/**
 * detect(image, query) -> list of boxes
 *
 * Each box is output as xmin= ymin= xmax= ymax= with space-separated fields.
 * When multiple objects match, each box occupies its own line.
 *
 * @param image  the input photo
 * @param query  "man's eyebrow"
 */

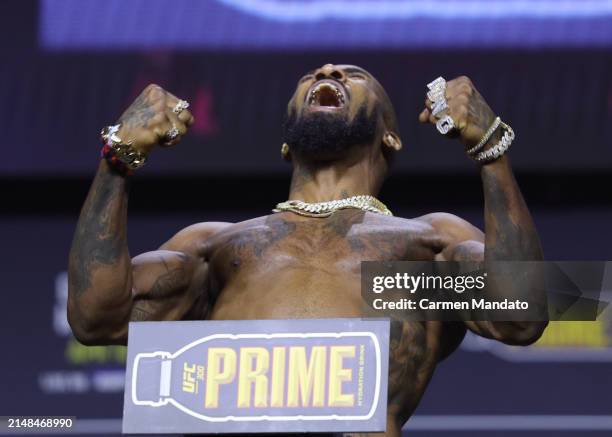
xmin=298 ymin=70 xmax=316 ymax=82
xmin=343 ymin=67 xmax=370 ymax=76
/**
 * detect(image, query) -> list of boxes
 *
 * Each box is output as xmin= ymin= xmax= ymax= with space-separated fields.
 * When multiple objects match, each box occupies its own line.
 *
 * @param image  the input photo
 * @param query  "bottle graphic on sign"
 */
xmin=130 ymin=332 xmax=382 ymax=422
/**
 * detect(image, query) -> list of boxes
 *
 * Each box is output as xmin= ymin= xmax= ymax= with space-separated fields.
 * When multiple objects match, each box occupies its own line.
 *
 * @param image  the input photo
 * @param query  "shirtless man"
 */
xmin=68 ymin=64 xmax=547 ymax=436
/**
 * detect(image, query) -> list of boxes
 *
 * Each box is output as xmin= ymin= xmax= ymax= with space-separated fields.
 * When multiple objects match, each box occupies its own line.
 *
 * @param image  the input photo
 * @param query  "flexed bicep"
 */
xmin=130 ymin=250 xmax=209 ymax=320
xmin=100 ymin=249 xmax=210 ymax=345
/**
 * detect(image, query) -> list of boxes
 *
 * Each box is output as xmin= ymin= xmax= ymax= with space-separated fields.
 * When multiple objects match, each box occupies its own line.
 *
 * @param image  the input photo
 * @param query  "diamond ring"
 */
xmin=427 ymin=88 xmax=445 ymax=103
xmin=172 ymin=100 xmax=190 ymax=114
xmin=427 ymin=76 xmax=449 ymax=118
xmin=427 ymin=77 xmax=446 ymax=91
xmin=165 ymin=126 xmax=180 ymax=141
xmin=432 ymin=99 xmax=449 ymax=117
xmin=436 ymin=115 xmax=455 ymax=135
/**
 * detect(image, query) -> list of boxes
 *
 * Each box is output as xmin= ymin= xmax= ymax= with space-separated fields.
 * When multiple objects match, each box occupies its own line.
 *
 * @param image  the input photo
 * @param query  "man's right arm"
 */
xmin=67 ymin=84 xmax=205 ymax=346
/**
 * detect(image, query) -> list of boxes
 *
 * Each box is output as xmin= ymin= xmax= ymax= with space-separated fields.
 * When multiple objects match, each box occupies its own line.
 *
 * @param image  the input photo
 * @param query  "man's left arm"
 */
xmin=419 ymin=76 xmax=548 ymax=346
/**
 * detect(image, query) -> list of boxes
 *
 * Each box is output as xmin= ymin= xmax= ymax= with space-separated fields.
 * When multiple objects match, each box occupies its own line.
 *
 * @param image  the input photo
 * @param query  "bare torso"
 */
xmin=182 ymin=210 xmax=466 ymax=434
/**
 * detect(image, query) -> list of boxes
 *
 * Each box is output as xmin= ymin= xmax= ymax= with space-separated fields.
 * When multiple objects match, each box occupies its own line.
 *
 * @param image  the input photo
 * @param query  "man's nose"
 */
xmin=314 ymin=64 xmax=346 ymax=82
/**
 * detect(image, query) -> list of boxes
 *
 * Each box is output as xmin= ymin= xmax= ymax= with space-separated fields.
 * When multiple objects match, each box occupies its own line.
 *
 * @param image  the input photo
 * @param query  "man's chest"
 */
xmin=206 ymin=213 xmax=441 ymax=273
xmin=198 ymin=214 xmax=442 ymax=316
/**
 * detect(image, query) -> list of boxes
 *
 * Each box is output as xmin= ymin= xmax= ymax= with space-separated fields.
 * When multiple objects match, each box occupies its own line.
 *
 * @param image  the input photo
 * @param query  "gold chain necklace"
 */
xmin=273 ymin=195 xmax=393 ymax=218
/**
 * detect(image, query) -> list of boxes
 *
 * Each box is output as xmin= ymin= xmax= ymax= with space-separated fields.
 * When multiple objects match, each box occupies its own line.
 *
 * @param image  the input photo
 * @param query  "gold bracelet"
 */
xmin=100 ymin=124 xmax=147 ymax=170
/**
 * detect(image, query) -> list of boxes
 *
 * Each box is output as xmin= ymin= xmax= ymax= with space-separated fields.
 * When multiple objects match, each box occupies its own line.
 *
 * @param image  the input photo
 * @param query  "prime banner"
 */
xmin=123 ymin=318 xmax=390 ymax=434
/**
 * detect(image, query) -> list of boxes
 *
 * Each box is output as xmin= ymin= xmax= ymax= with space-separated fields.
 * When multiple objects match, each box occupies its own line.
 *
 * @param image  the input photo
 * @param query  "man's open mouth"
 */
xmin=307 ymin=80 xmax=346 ymax=108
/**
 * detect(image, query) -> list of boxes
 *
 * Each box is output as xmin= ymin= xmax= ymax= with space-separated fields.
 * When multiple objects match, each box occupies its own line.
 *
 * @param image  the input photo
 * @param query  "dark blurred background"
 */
xmin=1 ymin=0 xmax=611 ymax=435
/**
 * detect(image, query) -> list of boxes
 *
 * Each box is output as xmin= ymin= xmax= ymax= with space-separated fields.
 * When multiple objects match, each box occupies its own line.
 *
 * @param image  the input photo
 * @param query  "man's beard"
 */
xmin=281 ymin=106 xmax=379 ymax=161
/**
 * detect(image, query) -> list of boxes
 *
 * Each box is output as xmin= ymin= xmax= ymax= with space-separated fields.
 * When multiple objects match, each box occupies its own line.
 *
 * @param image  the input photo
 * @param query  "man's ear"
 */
xmin=382 ymin=131 xmax=402 ymax=152
xmin=281 ymin=143 xmax=292 ymax=162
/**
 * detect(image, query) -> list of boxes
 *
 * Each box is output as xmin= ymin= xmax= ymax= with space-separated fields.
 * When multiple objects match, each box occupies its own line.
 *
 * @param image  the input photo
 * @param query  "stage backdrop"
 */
xmin=2 ymin=0 xmax=611 ymax=434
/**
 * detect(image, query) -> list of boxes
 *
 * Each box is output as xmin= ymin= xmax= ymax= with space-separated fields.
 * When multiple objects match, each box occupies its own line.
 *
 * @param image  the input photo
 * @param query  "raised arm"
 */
xmin=67 ymin=84 xmax=211 ymax=345
xmin=419 ymin=76 xmax=547 ymax=345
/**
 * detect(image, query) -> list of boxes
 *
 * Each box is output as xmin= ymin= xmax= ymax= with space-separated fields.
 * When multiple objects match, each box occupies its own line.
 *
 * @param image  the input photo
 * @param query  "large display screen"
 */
xmin=0 ymin=1 xmax=609 ymax=176
xmin=41 ymin=0 xmax=612 ymax=50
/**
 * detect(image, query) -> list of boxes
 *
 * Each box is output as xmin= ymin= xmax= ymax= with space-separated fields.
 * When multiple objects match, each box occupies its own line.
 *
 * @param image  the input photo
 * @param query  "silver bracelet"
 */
xmin=466 ymin=116 xmax=501 ymax=156
xmin=474 ymin=122 xmax=515 ymax=164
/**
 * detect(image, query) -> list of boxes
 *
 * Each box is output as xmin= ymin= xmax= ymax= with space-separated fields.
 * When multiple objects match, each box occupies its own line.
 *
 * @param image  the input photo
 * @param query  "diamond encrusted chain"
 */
xmin=273 ymin=195 xmax=393 ymax=218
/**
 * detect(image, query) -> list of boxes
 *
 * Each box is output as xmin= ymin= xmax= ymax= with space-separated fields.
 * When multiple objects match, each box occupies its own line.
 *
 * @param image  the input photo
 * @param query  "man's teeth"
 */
xmin=309 ymin=83 xmax=345 ymax=105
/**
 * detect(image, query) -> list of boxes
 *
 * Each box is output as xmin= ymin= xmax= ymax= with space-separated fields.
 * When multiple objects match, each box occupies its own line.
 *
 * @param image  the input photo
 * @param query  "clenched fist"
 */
xmin=418 ymin=76 xmax=498 ymax=150
xmin=116 ymin=84 xmax=194 ymax=155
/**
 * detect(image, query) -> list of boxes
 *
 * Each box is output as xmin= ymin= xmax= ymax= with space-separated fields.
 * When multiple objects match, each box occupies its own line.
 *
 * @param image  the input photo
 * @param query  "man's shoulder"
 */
xmin=160 ymin=221 xmax=234 ymax=253
xmin=161 ymin=215 xmax=276 ymax=251
xmin=362 ymin=211 xmax=466 ymax=234
xmin=414 ymin=212 xmax=484 ymax=242
xmin=416 ymin=212 xmax=472 ymax=227
xmin=172 ymin=221 xmax=234 ymax=239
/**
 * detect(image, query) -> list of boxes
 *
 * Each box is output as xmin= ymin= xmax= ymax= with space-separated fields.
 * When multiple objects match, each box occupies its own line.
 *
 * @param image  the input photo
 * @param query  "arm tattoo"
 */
xmin=131 ymin=304 xmax=154 ymax=321
xmin=387 ymin=320 xmax=427 ymax=421
xmin=468 ymin=89 xmax=496 ymax=133
xmin=478 ymin=160 xmax=547 ymax=337
xmin=142 ymin=254 xmax=191 ymax=300
xmin=68 ymin=164 xmax=130 ymax=297
xmin=482 ymin=167 xmax=542 ymax=261
xmin=118 ymin=93 xmax=156 ymax=130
